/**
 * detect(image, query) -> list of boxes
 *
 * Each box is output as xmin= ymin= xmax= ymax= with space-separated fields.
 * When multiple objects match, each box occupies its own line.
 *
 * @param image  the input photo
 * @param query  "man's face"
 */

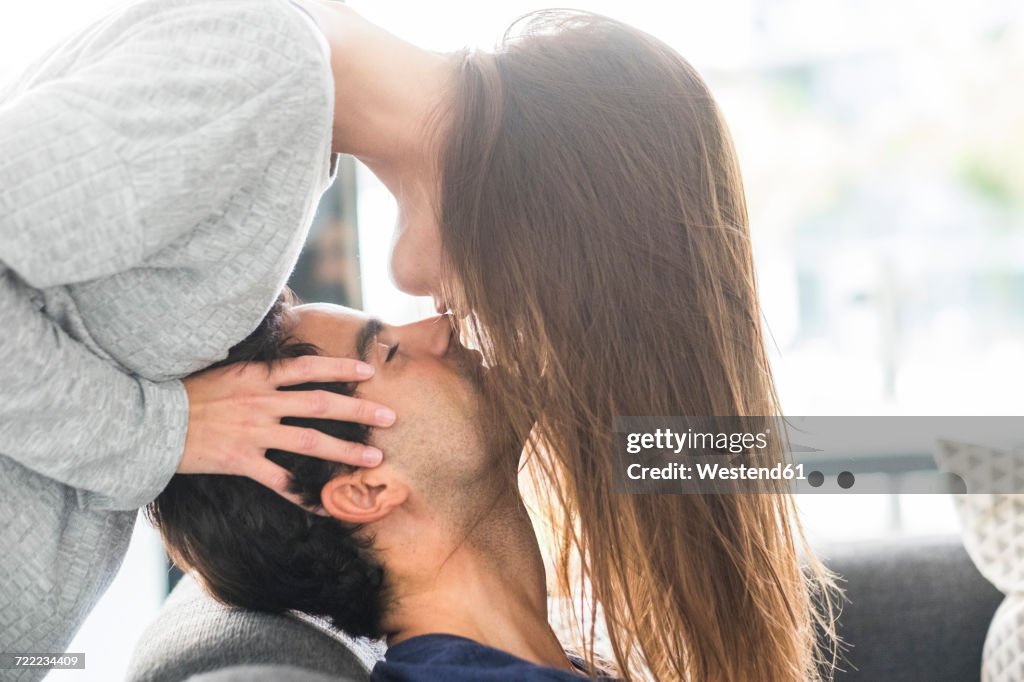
xmin=288 ymin=304 xmax=489 ymax=495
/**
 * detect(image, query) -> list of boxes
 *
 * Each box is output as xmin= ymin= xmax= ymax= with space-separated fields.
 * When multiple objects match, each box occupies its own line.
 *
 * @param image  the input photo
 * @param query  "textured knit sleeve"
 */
xmin=0 ymin=272 xmax=190 ymax=510
xmin=0 ymin=0 xmax=333 ymax=286
xmin=0 ymin=0 xmax=334 ymax=509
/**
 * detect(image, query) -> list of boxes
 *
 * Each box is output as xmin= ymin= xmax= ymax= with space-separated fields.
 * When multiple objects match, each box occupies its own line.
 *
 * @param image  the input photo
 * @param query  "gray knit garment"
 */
xmin=0 ymin=0 xmax=335 ymax=678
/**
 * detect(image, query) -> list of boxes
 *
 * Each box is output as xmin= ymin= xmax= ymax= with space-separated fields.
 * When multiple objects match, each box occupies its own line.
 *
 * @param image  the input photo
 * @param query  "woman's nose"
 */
xmin=396 ymin=314 xmax=453 ymax=357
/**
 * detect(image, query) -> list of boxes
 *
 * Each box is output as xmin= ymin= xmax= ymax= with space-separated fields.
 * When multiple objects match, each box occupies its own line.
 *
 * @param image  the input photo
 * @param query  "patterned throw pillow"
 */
xmin=934 ymin=440 xmax=1024 ymax=682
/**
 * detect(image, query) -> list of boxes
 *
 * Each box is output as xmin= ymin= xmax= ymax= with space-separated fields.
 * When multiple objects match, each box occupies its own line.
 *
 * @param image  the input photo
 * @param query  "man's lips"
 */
xmin=444 ymin=329 xmax=478 ymax=365
xmin=444 ymin=329 xmax=487 ymax=384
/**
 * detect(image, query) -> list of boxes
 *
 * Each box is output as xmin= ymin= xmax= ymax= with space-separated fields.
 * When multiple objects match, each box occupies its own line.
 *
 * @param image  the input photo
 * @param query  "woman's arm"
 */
xmin=0 ymin=0 xmax=390 ymax=510
xmin=0 ymin=0 xmax=335 ymax=287
xmin=0 ymin=271 xmax=189 ymax=509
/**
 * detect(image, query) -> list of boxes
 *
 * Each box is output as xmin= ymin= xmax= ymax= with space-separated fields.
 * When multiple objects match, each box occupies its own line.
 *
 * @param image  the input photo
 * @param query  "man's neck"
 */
xmin=381 ymin=503 xmax=574 ymax=672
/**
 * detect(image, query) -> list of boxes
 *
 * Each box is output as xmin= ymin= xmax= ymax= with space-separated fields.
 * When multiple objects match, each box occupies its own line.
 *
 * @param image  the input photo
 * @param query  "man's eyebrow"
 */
xmin=355 ymin=318 xmax=384 ymax=363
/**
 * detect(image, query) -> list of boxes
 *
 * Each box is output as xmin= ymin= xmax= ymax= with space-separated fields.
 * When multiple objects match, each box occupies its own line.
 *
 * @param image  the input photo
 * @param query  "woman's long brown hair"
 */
xmin=436 ymin=11 xmax=839 ymax=681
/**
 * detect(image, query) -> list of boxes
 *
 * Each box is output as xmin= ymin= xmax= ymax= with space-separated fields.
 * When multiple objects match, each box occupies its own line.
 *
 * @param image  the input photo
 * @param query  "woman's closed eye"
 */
xmin=385 ymin=342 xmax=400 ymax=363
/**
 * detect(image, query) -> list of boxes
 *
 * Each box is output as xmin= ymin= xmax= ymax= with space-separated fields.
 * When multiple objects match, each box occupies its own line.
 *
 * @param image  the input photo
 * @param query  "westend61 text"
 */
xmin=626 ymin=462 xmax=806 ymax=481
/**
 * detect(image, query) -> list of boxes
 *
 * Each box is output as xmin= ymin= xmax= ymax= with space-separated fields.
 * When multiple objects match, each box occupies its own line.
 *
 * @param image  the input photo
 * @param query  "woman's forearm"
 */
xmin=0 ymin=270 xmax=188 ymax=509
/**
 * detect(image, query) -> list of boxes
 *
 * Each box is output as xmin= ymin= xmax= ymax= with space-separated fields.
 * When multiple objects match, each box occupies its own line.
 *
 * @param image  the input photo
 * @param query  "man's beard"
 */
xmin=448 ymin=342 xmax=487 ymax=391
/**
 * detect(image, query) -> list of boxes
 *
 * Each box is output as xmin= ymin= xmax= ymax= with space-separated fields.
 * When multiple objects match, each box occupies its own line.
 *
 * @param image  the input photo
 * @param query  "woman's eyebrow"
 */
xmin=355 ymin=318 xmax=384 ymax=363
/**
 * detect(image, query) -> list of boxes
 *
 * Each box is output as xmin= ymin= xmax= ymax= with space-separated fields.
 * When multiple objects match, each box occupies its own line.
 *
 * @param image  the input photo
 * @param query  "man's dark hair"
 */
xmin=146 ymin=294 xmax=387 ymax=637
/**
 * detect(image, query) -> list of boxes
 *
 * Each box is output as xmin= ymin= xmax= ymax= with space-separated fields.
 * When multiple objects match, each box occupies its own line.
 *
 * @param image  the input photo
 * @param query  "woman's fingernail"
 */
xmin=356 ymin=362 xmax=374 ymax=377
xmin=363 ymin=447 xmax=384 ymax=466
xmin=375 ymin=408 xmax=397 ymax=426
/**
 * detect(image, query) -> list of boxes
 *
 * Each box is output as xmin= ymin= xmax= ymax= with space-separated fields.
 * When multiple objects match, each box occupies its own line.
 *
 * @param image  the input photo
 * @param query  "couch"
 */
xmin=127 ymin=534 xmax=1003 ymax=681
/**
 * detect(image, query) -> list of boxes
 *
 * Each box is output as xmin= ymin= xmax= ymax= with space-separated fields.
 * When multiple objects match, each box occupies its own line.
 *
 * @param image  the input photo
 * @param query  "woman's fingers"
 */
xmin=264 ymin=423 xmax=384 ymax=467
xmin=270 ymin=389 xmax=396 ymax=427
xmin=180 ymin=353 xmax=392 ymax=510
xmin=267 ymin=354 xmax=375 ymax=387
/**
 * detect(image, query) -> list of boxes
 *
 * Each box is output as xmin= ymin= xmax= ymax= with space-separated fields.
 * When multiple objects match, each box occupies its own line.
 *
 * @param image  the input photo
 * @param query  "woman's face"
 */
xmin=388 ymin=173 xmax=445 ymax=310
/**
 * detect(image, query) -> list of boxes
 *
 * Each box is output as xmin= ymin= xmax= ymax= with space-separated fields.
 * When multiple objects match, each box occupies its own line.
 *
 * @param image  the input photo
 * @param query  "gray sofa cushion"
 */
xmin=131 ymin=535 xmax=1002 ymax=682
xmin=126 ymin=575 xmax=384 ymax=682
xmin=187 ymin=665 xmax=344 ymax=682
xmin=820 ymin=534 xmax=1004 ymax=682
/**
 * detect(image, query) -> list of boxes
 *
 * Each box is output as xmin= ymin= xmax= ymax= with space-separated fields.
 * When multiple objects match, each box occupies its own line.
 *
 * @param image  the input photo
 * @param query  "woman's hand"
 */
xmin=179 ymin=355 xmax=395 ymax=506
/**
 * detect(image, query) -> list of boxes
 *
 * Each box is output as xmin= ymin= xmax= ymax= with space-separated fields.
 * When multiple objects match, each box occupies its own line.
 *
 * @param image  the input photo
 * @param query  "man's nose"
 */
xmin=396 ymin=314 xmax=453 ymax=357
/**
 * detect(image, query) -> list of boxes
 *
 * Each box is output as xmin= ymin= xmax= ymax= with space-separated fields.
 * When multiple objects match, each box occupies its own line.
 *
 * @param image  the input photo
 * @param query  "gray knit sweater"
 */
xmin=0 ymin=0 xmax=335 ymax=677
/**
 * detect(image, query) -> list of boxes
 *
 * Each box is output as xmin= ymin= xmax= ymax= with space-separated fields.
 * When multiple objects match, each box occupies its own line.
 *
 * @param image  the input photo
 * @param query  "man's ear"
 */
xmin=321 ymin=467 xmax=409 ymax=524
